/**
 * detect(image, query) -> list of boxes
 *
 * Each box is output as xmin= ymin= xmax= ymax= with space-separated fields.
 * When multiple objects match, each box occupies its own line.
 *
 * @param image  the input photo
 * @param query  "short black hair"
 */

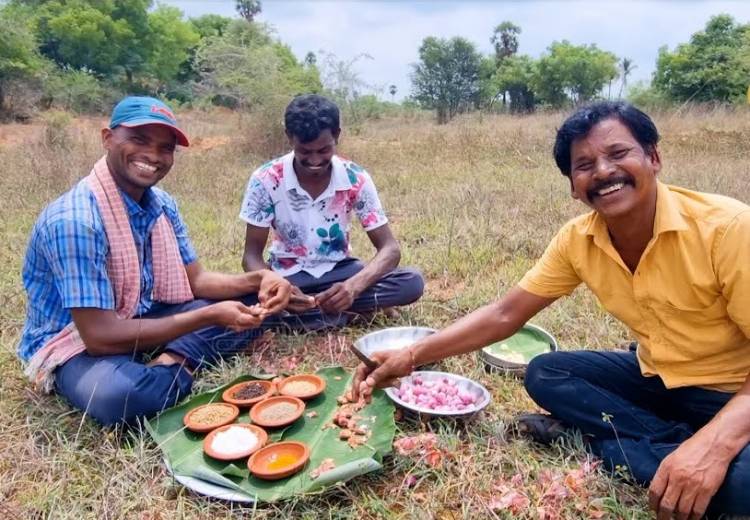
xmin=284 ymin=94 xmax=340 ymax=143
xmin=553 ymin=101 xmax=660 ymax=177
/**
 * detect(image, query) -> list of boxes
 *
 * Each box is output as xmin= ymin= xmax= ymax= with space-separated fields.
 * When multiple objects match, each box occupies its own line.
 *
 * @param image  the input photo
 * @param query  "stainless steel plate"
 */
xmin=354 ymin=326 xmax=437 ymax=359
xmin=384 ymin=371 xmax=491 ymax=418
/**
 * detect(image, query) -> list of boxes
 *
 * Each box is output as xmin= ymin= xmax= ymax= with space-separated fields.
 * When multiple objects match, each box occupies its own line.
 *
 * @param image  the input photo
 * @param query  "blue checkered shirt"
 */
xmin=18 ymin=179 xmax=198 ymax=362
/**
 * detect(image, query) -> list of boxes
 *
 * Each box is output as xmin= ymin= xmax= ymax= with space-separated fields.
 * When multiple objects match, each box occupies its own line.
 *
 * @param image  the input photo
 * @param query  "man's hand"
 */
xmin=286 ymin=286 xmax=317 ymax=313
xmin=351 ymin=348 xmax=414 ymax=402
xmin=648 ymin=429 xmax=731 ymax=520
xmin=315 ymin=281 xmax=358 ymax=313
xmin=211 ymin=301 xmax=267 ymax=331
xmin=257 ymin=270 xmax=292 ymax=314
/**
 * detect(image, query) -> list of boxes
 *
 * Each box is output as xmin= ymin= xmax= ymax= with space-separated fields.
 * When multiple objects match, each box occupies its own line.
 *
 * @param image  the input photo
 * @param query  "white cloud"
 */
xmin=166 ymin=0 xmax=750 ymax=99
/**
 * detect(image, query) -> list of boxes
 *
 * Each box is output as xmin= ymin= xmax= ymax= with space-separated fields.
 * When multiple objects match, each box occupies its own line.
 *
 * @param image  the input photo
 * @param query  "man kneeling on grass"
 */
xmin=352 ymin=101 xmax=750 ymax=518
xmin=240 ymin=94 xmax=424 ymax=331
xmin=19 ymin=96 xmax=291 ymax=426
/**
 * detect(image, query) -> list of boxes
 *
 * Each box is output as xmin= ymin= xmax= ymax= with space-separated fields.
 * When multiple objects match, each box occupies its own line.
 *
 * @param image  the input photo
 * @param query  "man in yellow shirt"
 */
xmin=352 ymin=101 xmax=750 ymax=519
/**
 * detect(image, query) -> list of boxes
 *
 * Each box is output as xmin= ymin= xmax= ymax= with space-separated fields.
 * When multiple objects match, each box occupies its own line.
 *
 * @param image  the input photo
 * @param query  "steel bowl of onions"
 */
xmin=384 ymin=371 xmax=491 ymax=418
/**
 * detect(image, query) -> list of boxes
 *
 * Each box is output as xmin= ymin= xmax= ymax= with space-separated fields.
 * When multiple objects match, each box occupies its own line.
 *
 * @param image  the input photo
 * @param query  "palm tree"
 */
xmin=236 ymin=0 xmax=261 ymax=22
xmin=388 ymin=84 xmax=397 ymax=101
xmin=618 ymin=58 xmax=636 ymax=99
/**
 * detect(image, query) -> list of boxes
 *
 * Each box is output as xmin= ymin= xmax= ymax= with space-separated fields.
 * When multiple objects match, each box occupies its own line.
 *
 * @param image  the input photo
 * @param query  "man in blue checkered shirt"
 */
xmin=19 ymin=97 xmax=291 ymax=425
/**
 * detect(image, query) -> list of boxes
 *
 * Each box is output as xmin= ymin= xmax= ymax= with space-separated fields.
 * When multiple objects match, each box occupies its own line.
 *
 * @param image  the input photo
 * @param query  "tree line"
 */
xmin=0 ymin=0 xmax=324 ymax=120
xmin=1 ymin=1 xmax=748 ymax=124
xmin=411 ymin=15 xmax=750 ymax=123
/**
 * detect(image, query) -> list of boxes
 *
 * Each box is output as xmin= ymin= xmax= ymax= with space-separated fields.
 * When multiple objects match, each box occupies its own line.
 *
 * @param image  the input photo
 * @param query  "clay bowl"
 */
xmin=277 ymin=374 xmax=326 ymax=400
xmin=203 ymin=423 xmax=268 ymax=461
xmin=222 ymin=380 xmax=276 ymax=407
xmin=248 ymin=441 xmax=310 ymax=480
xmin=183 ymin=402 xmax=239 ymax=433
xmin=249 ymin=396 xmax=305 ymax=428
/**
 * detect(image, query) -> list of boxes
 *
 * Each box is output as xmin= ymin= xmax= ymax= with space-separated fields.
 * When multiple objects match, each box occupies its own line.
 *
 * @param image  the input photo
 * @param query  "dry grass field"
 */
xmin=1 ymin=106 xmax=748 ymax=519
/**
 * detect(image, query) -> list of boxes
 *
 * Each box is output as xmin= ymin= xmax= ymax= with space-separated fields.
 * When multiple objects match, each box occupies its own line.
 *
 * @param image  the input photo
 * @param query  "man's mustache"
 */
xmin=587 ymin=176 xmax=634 ymax=200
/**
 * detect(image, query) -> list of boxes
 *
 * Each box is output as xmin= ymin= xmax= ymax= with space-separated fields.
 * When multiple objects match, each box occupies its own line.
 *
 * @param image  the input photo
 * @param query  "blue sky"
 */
xmin=165 ymin=1 xmax=750 ymax=100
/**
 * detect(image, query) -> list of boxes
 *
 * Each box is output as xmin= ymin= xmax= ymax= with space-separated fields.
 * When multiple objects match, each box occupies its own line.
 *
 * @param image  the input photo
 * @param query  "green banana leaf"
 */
xmin=146 ymin=366 xmax=395 ymax=502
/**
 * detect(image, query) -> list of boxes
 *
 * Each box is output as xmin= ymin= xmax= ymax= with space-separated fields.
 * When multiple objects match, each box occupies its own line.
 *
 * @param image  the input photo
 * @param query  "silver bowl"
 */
xmin=354 ymin=326 xmax=437 ymax=360
xmin=384 ymin=371 xmax=491 ymax=418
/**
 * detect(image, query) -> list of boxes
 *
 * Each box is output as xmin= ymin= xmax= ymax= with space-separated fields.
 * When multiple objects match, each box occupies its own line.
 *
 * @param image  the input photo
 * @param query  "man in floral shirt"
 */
xmin=240 ymin=94 xmax=424 ymax=329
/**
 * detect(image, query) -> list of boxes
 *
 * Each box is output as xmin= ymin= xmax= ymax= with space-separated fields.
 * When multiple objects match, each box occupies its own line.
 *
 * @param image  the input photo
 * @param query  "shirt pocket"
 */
xmin=650 ymin=295 xmax=731 ymax=360
xmin=652 ymin=293 xmax=727 ymax=326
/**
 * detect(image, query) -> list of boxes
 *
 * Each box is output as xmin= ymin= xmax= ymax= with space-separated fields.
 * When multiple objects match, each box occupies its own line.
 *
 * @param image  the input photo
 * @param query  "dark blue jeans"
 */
xmin=54 ymin=297 xmax=264 ymax=426
xmin=268 ymin=257 xmax=425 ymax=331
xmin=525 ymin=350 xmax=750 ymax=516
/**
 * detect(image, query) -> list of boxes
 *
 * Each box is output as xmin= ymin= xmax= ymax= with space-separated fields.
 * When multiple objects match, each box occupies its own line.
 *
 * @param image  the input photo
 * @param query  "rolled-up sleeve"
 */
xmin=518 ymin=223 xmax=581 ymax=298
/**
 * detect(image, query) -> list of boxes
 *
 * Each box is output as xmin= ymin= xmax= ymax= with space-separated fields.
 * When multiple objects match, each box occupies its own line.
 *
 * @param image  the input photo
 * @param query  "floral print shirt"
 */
xmin=239 ymin=152 xmax=388 ymax=278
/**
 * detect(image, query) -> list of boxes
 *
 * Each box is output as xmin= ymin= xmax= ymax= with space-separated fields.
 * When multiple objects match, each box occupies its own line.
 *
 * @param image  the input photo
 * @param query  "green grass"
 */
xmin=1 ymin=106 xmax=748 ymax=518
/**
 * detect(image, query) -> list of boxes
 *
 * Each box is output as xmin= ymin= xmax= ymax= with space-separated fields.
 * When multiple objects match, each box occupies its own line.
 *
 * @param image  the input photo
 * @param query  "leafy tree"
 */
xmin=34 ymin=0 xmax=153 ymax=84
xmin=236 ymin=0 xmax=261 ymax=22
xmin=194 ymin=20 xmax=320 ymax=109
xmin=0 ymin=2 xmax=47 ymax=115
xmin=491 ymin=21 xmax=521 ymax=63
xmin=223 ymin=17 xmax=274 ymax=47
xmin=146 ymin=5 xmax=199 ymax=86
xmin=388 ymin=84 xmax=397 ymax=100
xmin=190 ymin=14 xmax=232 ymax=39
xmin=491 ymin=54 xmax=536 ymax=112
xmin=534 ymin=40 xmax=618 ymax=107
xmin=273 ymin=42 xmax=322 ymax=94
xmin=654 ymin=14 xmax=750 ymax=103
xmin=484 ymin=22 xmax=523 ymax=108
xmin=411 ymin=36 xmax=482 ymax=123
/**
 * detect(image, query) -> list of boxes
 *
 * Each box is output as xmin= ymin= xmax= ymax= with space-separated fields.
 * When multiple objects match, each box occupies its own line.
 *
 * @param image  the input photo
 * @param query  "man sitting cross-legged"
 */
xmin=19 ymin=96 xmax=291 ymax=426
xmin=352 ymin=102 xmax=750 ymax=519
xmin=240 ymin=94 xmax=424 ymax=330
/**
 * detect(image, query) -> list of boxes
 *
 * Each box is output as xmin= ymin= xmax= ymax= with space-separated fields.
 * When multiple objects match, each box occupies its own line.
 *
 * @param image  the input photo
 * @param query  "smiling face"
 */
xmin=569 ymin=117 xmax=661 ymax=220
xmin=101 ymin=124 xmax=177 ymax=201
xmin=288 ymin=128 xmax=339 ymax=180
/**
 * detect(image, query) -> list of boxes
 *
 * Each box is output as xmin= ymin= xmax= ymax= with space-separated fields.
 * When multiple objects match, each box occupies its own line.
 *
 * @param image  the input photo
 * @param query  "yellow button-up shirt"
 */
xmin=519 ymin=182 xmax=750 ymax=391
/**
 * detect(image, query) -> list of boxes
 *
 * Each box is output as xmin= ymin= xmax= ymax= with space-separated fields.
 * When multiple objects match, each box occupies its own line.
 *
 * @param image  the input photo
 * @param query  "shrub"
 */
xmin=43 ymin=69 xmax=115 ymax=114
xmin=626 ymin=81 xmax=673 ymax=111
xmin=41 ymin=109 xmax=73 ymax=148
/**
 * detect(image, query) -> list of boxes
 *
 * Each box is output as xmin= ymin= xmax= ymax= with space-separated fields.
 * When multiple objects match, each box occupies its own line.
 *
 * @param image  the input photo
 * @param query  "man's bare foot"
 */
xmin=147 ymin=352 xmax=194 ymax=375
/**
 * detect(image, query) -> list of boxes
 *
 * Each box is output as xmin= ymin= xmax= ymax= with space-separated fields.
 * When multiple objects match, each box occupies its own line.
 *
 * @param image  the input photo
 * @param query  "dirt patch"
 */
xmin=0 ymin=122 xmax=43 ymax=148
xmin=426 ymin=277 xmax=467 ymax=302
xmin=187 ymin=135 xmax=233 ymax=151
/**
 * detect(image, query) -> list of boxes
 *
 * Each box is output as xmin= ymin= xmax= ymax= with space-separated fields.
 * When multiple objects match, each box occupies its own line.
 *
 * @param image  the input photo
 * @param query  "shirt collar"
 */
xmin=584 ymin=180 xmax=689 ymax=239
xmin=120 ymin=187 xmax=163 ymax=221
xmin=282 ymin=152 xmax=352 ymax=198
xmin=652 ymin=180 xmax=690 ymax=235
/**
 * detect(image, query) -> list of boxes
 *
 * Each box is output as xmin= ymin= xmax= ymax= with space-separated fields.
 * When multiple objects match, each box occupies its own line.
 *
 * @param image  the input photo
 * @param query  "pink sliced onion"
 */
xmin=395 ymin=376 xmax=477 ymax=412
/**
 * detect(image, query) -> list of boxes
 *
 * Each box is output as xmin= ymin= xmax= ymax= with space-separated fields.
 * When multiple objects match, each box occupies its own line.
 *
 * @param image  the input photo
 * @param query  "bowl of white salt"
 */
xmin=203 ymin=423 xmax=268 ymax=461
